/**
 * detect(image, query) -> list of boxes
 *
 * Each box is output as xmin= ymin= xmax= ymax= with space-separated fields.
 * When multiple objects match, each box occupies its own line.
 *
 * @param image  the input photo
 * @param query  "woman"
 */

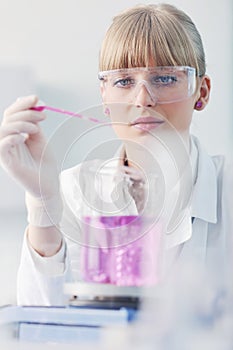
xmin=0 ymin=3 xmax=232 ymax=305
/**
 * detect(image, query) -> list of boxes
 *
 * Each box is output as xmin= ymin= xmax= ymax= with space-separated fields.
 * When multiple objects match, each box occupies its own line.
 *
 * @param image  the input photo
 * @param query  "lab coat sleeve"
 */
xmin=17 ymin=163 xmax=93 ymax=306
xmin=17 ymin=230 xmax=72 ymax=306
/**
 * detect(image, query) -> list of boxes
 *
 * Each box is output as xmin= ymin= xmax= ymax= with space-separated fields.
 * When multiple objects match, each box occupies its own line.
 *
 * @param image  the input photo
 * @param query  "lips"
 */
xmin=130 ymin=116 xmax=164 ymax=130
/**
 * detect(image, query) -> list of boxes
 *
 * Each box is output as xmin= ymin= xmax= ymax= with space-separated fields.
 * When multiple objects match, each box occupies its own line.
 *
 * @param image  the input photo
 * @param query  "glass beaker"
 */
xmin=79 ymin=159 xmax=164 ymax=287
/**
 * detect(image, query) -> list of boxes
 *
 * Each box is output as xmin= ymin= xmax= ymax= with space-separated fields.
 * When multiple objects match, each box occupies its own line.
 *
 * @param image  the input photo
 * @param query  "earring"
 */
xmin=195 ymin=100 xmax=202 ymax=109
xmin=104 ymin=107 xmax=110 ymax=115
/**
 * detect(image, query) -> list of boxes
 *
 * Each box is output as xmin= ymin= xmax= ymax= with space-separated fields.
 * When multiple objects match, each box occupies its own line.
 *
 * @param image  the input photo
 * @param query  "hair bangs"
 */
xmin=99 ymin=4 xmax=204 ymax=74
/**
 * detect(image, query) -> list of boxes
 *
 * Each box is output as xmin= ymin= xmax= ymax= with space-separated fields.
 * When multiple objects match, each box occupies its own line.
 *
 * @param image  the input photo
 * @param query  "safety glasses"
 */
xmin=98 ymin=66 xmax=196 ymax=104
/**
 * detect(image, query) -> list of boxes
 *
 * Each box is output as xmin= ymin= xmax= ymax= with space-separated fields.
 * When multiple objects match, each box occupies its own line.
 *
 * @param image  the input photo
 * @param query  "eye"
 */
xmin=151 ymin=75 xmax=178 ymax=85
xmin=113 ymin=77 xmax=135 ymax=88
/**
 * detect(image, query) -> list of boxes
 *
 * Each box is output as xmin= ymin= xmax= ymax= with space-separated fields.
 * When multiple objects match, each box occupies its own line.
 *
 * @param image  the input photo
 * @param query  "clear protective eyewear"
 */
xmin=98 ymin=66 xmax=196 ymax=104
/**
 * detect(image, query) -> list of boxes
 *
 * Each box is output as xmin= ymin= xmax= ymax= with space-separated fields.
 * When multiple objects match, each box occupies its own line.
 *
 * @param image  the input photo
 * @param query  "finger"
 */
xmin=0 ymin=135 xmax=35 ymax=178
xmin=0 ymin=133 xmax=27 ymax=159
xmin=3 ymin=95 xmax=39 ymax=117
xmin=2 ymin=109 xmax=46 ymax=124
xmin=0 ymin=121 xmax=39 ymax=139
xmin=120 ymin=165 xmax=145 ymax=181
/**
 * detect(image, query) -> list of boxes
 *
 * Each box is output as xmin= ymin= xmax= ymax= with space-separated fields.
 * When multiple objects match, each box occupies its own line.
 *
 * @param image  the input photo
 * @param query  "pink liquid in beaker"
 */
xmin=81 ymin=215 xmax=162 ymax=286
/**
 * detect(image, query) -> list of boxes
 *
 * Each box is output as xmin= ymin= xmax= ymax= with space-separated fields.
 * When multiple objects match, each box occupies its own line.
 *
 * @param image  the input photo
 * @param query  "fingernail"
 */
xmin=20 ymin=132 xmax=29 ymax=141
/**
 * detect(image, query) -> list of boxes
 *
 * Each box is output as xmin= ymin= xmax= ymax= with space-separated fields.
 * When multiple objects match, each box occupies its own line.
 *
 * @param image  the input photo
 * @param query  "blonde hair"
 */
xmin=99 ymin=4 xmax=206 ymax=76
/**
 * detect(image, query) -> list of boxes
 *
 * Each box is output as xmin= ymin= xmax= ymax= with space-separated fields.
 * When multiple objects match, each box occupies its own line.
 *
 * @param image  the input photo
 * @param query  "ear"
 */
xmin=194 ymin=75 xmax=211 ymax=111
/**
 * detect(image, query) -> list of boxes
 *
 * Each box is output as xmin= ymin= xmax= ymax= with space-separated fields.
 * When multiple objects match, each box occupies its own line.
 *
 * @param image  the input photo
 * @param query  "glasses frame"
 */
xmin=98 ymin=66 xmax=197 ymax=104
xmin=98 ymin=66 xmax=196 ymax=80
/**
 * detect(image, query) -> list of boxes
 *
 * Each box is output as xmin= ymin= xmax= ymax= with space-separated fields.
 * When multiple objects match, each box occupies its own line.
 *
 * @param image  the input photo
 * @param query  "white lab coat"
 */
xmin=17 ymin=135 xmax=233 ymax=305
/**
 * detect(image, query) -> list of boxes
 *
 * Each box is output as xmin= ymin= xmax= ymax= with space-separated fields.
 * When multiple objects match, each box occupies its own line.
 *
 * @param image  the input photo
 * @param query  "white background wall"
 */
xmin=0 ymin=0 xmax=232 ymax=304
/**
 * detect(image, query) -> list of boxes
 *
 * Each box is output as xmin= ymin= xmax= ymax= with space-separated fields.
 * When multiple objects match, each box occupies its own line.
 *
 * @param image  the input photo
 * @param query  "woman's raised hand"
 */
xmin=0 ymin=95 xmax=58 ymax=199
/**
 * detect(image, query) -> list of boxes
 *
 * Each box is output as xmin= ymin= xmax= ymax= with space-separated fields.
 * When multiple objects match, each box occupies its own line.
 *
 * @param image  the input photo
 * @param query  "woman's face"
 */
xmin=100 ymin=67 xmax=210 ymax=144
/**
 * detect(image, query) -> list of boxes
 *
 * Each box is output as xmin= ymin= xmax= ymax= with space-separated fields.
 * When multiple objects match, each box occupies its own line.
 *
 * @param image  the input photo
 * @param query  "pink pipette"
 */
xmin=32 ymin=105 xmax=104 ymax=124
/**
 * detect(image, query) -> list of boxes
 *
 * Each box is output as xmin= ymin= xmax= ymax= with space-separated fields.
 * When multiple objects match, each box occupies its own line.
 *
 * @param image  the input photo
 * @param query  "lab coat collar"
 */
xmin=190 ymin=135 xmax=218 ymax=223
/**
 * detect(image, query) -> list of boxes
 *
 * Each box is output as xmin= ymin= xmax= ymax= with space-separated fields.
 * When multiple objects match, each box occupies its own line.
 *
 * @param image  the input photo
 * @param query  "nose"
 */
xmin=133 ymin=81 xmax=157 ymax=107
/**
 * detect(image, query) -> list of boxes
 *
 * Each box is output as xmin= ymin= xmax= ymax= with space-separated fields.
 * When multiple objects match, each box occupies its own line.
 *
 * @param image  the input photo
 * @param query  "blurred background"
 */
xmin=0 ymin=0 xmax=232 ymax=305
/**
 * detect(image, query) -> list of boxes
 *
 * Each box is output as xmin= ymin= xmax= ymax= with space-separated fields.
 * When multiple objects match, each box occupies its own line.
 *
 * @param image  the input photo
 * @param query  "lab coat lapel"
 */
xmin=177 ymin=136 xmax=218 ymax=266
xmin=190 ymin=136 xmax=218 ymax=224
